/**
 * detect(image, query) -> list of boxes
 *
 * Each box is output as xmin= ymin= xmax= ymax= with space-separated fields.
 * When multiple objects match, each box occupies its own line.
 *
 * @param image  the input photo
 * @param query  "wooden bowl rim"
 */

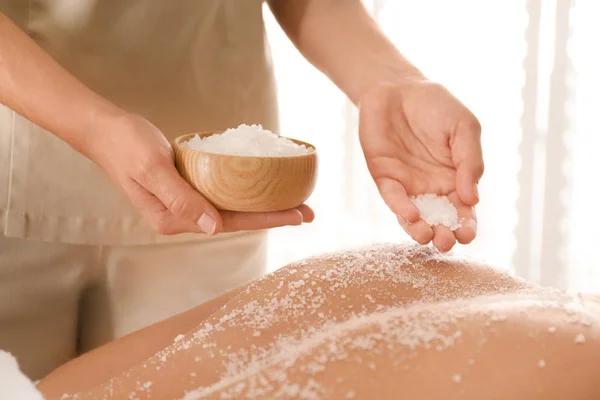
xmin=173 ymin=131 xmax=317 ymax=160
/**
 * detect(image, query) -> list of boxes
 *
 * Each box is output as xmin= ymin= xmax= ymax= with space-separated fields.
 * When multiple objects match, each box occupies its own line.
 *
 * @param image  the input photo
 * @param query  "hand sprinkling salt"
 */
xmin=410 ymin=194 xmax=461 ymax=230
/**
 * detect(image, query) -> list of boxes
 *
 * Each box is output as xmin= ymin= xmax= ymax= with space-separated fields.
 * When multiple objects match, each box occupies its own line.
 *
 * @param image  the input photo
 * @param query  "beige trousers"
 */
xmin=0 ymin=231 xmax=267 ymax=380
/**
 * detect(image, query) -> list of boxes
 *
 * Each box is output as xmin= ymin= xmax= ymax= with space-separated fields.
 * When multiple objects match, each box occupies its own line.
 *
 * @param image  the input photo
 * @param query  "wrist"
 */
xmin=358 ymin=67 xmax=428 ymax=104
xmin=346 ymin=45 xmax=428 ymax=104
xmin=77 ymin=104 xmax=133 ymax=161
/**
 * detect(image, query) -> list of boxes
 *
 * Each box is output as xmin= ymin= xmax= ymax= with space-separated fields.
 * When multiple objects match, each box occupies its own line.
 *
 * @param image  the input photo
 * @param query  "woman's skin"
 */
xmin=39 ymin=244 xmax=600 ymax=399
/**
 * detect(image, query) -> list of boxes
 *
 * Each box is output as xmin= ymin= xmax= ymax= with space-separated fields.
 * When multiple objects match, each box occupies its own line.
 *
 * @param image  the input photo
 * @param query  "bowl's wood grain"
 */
xmin=173 ymin=132 xmax=317 ymax=212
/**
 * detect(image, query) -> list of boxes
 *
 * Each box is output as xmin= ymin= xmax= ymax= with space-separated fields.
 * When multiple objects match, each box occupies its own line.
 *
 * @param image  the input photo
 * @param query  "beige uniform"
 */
xmin=0 ymin=0 xmax=279 ymax=380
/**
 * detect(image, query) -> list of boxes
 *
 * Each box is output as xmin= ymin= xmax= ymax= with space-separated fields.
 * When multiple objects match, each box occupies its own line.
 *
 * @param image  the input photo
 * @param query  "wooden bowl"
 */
xmin=173 ymin=132 xmax=318 ymax=212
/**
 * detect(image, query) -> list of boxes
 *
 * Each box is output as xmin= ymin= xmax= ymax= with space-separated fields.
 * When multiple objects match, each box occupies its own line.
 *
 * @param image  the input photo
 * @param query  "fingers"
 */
xmin=135 ymin=155 xmax=317 ymax=235
xmin=432 ymin=225 xmax=456 ymax=253
xmin=123 ymin=178 xmax=205 ymax=235
xmin=378 ymin=178 xmax=420 ymax=223
xmin=452 ymin=114 xmax=484 ymax=207
xmin=137 ymin=161 xmax=224 ymax=235
xmin=401 ymin=215 xmax=455 ymax=253
xmin=447 ymin=192 xmax=477 ymax=245
xmin=455 ymin=217 xmax=477 ymax=245
xmin=220 ymin=206 xmax=314 ymax=232
xmin=379 ymin=177 xmax=439 ymax=245
xmin=296 ymin=204 xmax=316 ymax=223
xmin=142 ymin=165 xmax=317 ymax=234
xmin=401 ymin=192 xmax=477 ymax=252
xmin=397 ymin=216 xmax=434 ymax=245
xmin=134 ymin=172 xmax=316 ymax=234
xmin=427 ymin=193 xmax=476 ymax=251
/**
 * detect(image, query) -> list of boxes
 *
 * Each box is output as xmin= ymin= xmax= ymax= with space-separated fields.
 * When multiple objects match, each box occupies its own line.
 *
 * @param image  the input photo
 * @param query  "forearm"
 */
xmin=0 ymin=12 xmax=125 ymax=156
xmin=268 ymin=0 xmax=425 ymax=105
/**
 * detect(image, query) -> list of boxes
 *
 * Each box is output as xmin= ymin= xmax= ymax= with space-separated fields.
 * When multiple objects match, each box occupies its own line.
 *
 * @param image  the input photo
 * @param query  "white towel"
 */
xmin=0 ymin=351 xmax=45 ymax=400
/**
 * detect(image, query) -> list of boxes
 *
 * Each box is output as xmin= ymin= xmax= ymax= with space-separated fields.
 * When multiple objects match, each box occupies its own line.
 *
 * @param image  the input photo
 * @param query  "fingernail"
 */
xmin=198 ymin=214 xmax=217 ymax=234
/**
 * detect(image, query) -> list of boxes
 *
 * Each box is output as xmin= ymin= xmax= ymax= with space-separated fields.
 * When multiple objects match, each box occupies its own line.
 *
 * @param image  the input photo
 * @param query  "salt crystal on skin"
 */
xmin=452 ymin=374 xmax=462 ymax=383
xmin=538 ymin=360 xmax=546 ymax=368
xmin=0 ymin=351 xmax=45 ymax=400
xmin=183 ymin=124 xmax=313 ymax=157
xmin=575 ymin=333 xmax=586 ymax=344
xmin=410 ymin=194 xmax=462 ymax=230
xmin=174 ymin=334 xmax=185 ymax=343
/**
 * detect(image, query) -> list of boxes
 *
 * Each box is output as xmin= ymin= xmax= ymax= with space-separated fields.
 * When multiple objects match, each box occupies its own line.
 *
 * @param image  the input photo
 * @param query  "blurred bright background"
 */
xmin=263 ymin=0 xmax=600 ymax=293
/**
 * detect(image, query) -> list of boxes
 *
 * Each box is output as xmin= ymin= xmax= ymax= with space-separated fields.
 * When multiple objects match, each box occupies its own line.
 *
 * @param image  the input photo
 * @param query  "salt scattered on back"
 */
xmin=410 ymin=194 xmax=461 ymax=230
xmin=183 ymin=124 xmax=313 ymax=157
xmin=160 ymin=244 xmax=595 ymax=399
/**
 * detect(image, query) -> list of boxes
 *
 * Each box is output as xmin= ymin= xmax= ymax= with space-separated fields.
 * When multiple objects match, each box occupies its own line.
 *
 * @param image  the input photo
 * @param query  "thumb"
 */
xmin=142 ymin=163 xmax=223 ymax=235
xmin=451 ymin=115 xmax=484 ymax=207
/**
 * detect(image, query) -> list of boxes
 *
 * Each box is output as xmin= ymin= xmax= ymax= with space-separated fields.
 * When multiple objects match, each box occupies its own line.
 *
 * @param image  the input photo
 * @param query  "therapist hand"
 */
xmin=88 ymin=114 xmax=315 ymax=235
xmin=359 ymin=79 xmax=483 ymax=252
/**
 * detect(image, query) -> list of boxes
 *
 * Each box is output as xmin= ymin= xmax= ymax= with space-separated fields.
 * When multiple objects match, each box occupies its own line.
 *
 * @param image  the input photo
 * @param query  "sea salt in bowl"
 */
xmin=173 ymin=126 xmax=317 ymax=212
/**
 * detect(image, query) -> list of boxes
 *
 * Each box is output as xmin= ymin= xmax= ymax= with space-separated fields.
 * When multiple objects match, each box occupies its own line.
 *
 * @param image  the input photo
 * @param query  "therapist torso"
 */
xmin=0 ymin=0 xmax=279 ymax=380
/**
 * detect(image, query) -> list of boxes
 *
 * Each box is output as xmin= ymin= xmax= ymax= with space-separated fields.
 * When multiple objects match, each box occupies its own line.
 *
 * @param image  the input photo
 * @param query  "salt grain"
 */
xmin=537 ymin=360 xmax=546 ymax=368
xmin=174 ymin=334 xmax=185 ymax=343
xmin=183 ymin=124 xmax=313 ymax=157
xmin=410 ymin=194 xmax=461 ymax=230
xmin=452 ymin=374 xmax=462 ymax=383
xmin=575 ymin=333 xmax=586 ymax=344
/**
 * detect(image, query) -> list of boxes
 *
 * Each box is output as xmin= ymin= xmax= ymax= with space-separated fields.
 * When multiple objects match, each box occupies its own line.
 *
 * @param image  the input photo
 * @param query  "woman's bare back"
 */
xmin=40 ymin=244 xmax=600 ymax=399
